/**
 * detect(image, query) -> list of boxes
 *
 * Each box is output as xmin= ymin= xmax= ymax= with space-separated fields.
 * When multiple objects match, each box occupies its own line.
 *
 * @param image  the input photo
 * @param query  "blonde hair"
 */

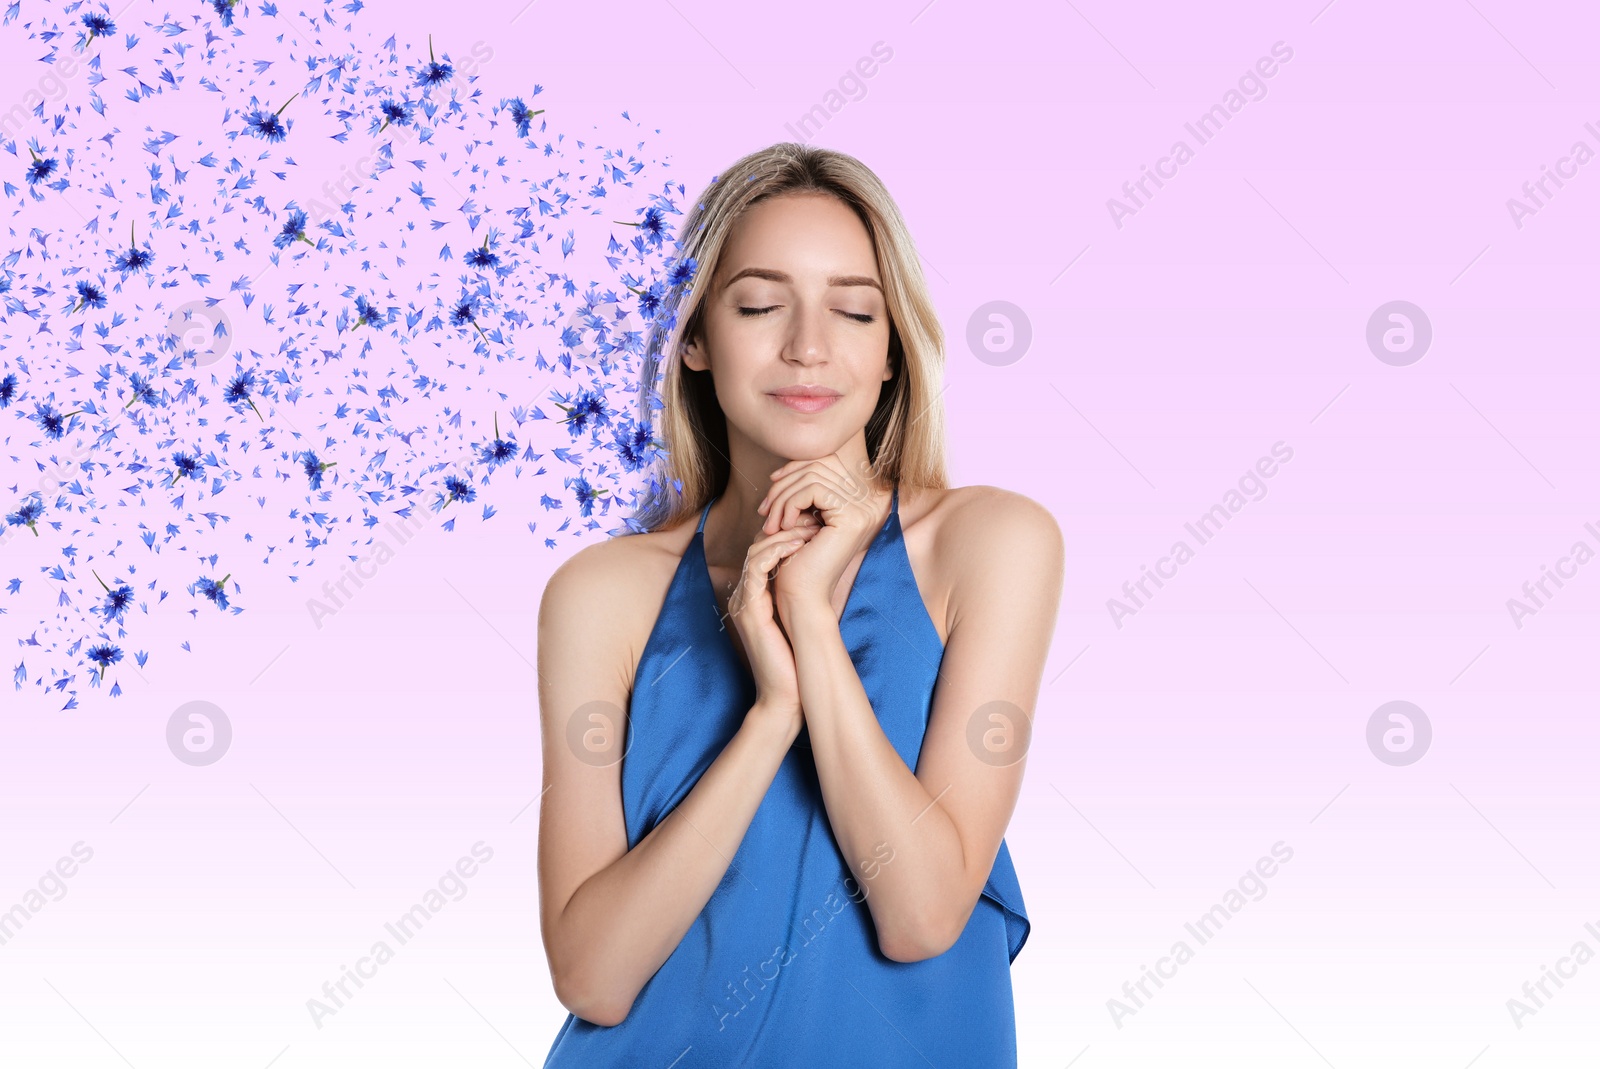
xmin=628 ymin=142 xmax=948 ymax=534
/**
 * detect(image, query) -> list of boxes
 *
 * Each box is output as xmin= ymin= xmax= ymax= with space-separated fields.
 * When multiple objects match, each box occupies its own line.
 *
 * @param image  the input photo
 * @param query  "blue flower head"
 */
xmin=193 ymin=574 xmax=232 ymax=611
xmin=378 ymin=99 xmax=411 ymax=132
xmin=245 ymin=96 xmax=297 ymax=142
xmin=274 ymin=209 xmax=315 ymax=249
xmin=112 ymin=221 xmax=154 ymax=276
xmin=300 ymin=450 xmax=337 ymax=489
xmin=417 ymin=35 xmax=453 ymax=87
xmin=6 ymin=494 xmax=45 ymax=537
xmin=87 ymin=643 xmax=123 ymax=680
xmin=26 ymin=150 xmax=58 ymax=185
xmin=70 ymin=280 xmax=106 ymax=313
xmin=508 ymin=96 xmax=544 ymax=138
xmin=95 ymin=571 xmax=135 ymax=624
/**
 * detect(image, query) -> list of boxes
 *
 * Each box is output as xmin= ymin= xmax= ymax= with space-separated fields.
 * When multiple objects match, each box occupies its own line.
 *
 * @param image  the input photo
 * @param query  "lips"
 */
xmin=768 ymin=386 xmax=842 ymax=413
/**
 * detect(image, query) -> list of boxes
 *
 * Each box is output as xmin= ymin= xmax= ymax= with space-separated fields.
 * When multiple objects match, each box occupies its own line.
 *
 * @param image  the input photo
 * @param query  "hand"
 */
xmin=757 ymin=456 xmax=887 ymax=624
xmin=725 ymin=513 xmax=823 ymax=738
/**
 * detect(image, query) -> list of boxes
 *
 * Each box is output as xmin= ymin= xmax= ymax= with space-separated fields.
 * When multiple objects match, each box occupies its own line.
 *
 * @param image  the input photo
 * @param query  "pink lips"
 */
xmin=768 ymin=386 xmax=841 ymax=413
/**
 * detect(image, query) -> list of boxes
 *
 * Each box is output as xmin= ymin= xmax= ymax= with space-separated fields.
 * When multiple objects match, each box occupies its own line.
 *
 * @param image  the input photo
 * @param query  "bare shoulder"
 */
xmin=538 ymin=516 xmax=701 ymax=699
xmin=897 ymin=484 xmax=1064 ymax=640
xmin=937 ymin=485 xmax=1062 ymax=558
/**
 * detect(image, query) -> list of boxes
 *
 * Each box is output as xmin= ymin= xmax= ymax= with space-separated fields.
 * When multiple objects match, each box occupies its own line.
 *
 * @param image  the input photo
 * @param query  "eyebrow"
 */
xmin=721 ymin=267 xmax=882 ymax=292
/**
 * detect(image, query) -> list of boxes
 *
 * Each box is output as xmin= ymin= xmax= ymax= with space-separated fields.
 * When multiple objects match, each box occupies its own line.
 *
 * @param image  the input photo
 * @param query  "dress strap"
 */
xmin=696 ymin=494 xmax=718 ymax=535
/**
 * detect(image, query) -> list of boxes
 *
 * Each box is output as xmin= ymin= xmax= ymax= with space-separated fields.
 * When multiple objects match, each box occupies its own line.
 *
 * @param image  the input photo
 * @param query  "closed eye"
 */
xmin=737 ymin=306 xmax=875 ymax=323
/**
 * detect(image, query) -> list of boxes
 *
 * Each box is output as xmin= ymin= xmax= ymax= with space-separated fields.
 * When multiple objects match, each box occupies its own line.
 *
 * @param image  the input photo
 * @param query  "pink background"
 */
xmin=4 ymin=0 xmax=1598 ymax=1066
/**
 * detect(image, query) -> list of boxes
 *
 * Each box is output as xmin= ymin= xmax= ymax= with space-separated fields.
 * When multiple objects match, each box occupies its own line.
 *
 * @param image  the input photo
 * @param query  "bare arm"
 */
xmin=536 ymin=529 xmax=814 ymax=1025
xmin=778 ymin=488 xmax=1063 ymax=961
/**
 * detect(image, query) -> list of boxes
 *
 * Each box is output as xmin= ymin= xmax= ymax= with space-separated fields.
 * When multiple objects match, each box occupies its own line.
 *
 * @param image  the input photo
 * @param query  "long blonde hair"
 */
xmin=628 ymin=142 xmax=948 ymax=534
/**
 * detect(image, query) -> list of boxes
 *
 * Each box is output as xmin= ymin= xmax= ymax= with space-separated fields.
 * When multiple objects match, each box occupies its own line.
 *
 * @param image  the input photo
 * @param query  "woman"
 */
xmin=537 ymin=142 xmax=1063 ymax=1067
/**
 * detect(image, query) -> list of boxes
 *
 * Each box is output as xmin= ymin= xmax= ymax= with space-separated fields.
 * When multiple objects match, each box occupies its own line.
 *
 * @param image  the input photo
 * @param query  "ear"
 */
xmin=681 ymin=334 xmax=706 ymax=372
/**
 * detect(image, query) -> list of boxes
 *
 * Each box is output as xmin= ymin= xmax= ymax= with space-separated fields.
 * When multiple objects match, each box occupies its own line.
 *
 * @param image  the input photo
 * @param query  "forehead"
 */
xmin=718 ymin=193 xmax=879 ymax=282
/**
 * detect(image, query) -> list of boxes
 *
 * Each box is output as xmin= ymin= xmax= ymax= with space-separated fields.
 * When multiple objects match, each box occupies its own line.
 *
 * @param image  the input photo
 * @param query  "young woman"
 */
xmin=537 ymin=142 xmax=1063 ymax=1067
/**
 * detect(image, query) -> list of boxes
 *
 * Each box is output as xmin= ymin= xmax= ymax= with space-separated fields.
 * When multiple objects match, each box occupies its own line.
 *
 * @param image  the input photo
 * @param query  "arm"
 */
xmin=778 ymin=488 xmax=1063 ymax=962
xmin=535 ymin=541 xmax=800 ymax=1026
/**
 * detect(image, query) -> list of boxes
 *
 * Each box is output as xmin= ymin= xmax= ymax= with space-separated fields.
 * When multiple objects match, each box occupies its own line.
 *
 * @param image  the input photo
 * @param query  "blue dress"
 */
xmin=543 ymin=481 xmax=1030 ymax=1067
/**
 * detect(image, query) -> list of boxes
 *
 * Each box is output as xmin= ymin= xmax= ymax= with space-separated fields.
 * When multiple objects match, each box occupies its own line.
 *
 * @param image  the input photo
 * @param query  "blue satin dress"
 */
xmin=543 ymin=481 xmax=1030 ymax=1067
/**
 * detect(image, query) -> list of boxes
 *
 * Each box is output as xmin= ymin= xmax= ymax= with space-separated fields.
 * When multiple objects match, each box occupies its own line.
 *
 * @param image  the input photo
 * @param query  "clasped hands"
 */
xmin=757 ymin=455 xmax=888 ymax=630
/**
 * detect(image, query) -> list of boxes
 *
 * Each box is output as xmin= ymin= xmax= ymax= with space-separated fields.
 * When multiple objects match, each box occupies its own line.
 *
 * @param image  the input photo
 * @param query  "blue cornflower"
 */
xmin=123 ymin=373 xmax=158 ymax=409
xmin=245 ymin=96 xmax=297 ymax=142
xmin=439 ymin=474 xmax=476 ymax=507
xmin=112 ymin=221 xmax=154 ymax=276
xmin=209 ymin=0 xmax=238 ymax=27
xmin=377 ymin=99 xmax=411 ymax=133
xmin=352 ymin=294 xmax=385 ymax=328
xmin=194 ymin=573 xmax=231 ymax=610
xmin=569 ymin=474 xmax=611 ymax=518
xmin=667 ymin=256 xmax=697 ymax=288
xmin=70 ymin=280 xmax=106 ymax=314
xmin=613 ymin=206 xmax=668 ymax=247
xmin=6 ymin=494 xmax=44 ymax=536
xmin=169 ymin=451 xmax=202 ymax=484
xmin=552 ymin=386 xmax=611 ymax=437
xmin=82 ymin=12 xmax=115 ymax=44
xmin=417 ymin=35 xmax=452 ymax=86
xmin=0 ymin=372 xmax=17 ymax=408
xmin=477 ymin=413 xmax=516 ymax=468
xmin=25 ymin=149 xmax=57 ymax=185
xmin=451 ymin=298 xmax=488 ymax=341
xmin=224 ymin=368 xmax=262 ymax=421
xmin=613 ymin=419 xmax=661 ymax=472
xmin=507 ymin=97 xmax=544 ymax=138
xmin=95 ymin=570 xmax=135 ymax=624
xmin=274 ymin=209 xmax=315 ymax=249
xmin=633 ymin=279 xmax=665 ymax=322
xmin=34 ymin=402 xmax=83 ymax=440
xmin=87 ymin=643 xmax=123 ymax=680
xmin=300 ymin=450 xmax=337 ymax=489
xmin=464 ymin=234 xmax=499 ymax=269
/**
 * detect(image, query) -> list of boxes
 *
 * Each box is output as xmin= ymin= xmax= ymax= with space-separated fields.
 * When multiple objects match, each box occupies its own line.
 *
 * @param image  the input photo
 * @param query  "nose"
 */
xmin=781 ymin=300 xmax=829 ymax=366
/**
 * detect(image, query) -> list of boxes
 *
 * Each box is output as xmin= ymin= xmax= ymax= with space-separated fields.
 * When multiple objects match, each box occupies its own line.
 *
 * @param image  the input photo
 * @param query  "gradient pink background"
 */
xmin=3 ymin=0 xmax=1597 ymax=1066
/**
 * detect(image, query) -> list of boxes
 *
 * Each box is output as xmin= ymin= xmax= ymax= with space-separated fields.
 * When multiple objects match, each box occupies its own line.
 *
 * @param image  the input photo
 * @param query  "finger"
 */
xmin=761 ymin=454 xmax=868 ymax=516
xmin=736 ymin=531 xmax=811 ymax=606
xmin=766 ymin=472 xmax=853 ymax=535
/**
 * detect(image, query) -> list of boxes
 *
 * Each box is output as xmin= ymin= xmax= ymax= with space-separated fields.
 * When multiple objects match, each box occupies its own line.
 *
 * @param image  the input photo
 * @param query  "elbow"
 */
xmin=876 ymin=907 xmax=964 ymax=964
xmin=550 ymin=961 xmax=637 ymax=1027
